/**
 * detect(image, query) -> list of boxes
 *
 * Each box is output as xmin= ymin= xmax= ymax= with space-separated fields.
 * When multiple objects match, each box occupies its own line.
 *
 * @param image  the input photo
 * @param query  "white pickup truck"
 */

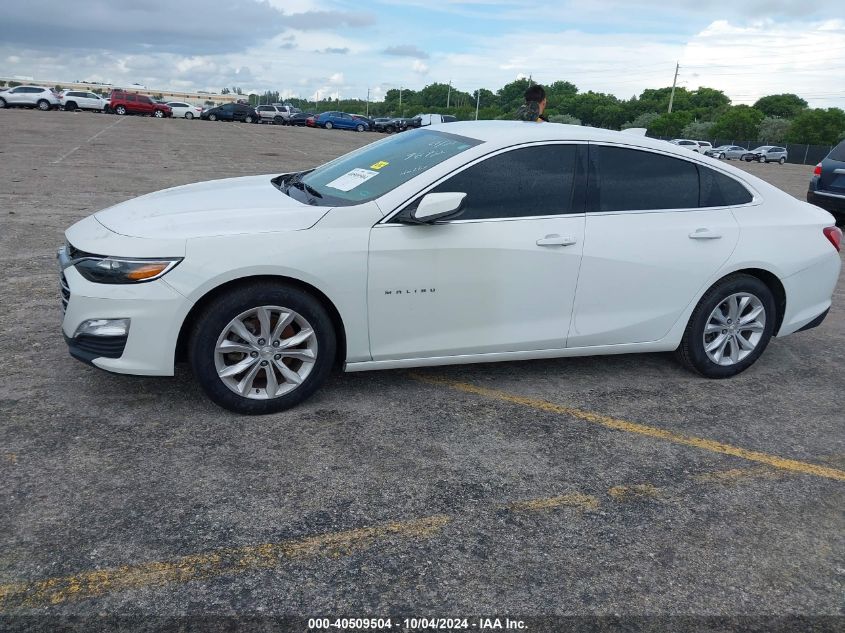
xmin=410 ymin=113 xmax=457 ymax=128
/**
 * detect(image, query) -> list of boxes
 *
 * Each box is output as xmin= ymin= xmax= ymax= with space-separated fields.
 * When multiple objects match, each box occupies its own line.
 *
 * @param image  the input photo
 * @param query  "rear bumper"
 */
xmin=807 ymin=189 xmax=845 ymax=215
xmin=777 ymin=251 xmax=841 ymax=337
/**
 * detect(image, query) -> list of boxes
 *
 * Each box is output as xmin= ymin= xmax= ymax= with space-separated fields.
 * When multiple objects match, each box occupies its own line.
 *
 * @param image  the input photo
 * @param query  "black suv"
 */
xmin=808 ymin=140 xmax=845 ymax=221
xmin=200 ymin=103 xmax=258 ymax=123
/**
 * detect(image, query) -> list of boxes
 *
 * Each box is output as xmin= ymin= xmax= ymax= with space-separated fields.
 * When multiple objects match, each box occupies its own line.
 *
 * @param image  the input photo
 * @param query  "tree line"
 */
xmin=248 ymin=78 xmax=845 ymax=146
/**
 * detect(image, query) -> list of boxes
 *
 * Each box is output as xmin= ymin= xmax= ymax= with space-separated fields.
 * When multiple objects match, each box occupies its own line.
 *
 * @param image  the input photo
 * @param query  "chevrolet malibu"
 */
xmin=58 ymin=122 xmax=842 ymax=414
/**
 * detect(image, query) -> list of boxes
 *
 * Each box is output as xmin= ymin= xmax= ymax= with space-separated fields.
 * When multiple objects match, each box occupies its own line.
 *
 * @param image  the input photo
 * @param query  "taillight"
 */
xmin=824 ymin=226 xmax=842 ymax=252
xmin=813 ymin=163 xmax=822 ymax=177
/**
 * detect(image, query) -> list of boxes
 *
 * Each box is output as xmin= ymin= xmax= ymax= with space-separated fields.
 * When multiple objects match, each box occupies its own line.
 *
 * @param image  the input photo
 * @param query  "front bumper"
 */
xmin=59 ymin=264 xmax=191 ymax=376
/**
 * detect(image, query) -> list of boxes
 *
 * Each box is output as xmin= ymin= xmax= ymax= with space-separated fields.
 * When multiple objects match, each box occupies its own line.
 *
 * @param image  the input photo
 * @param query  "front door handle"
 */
xmin=689 ymin=228 xmax=722 ymax=240
xmin=536 ymin=234 xmax=577 ymax=247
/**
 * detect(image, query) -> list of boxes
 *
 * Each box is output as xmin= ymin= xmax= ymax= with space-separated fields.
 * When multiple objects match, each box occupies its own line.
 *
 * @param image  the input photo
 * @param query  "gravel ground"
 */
xmin=0 ymin=109 xmax=842 ymax=631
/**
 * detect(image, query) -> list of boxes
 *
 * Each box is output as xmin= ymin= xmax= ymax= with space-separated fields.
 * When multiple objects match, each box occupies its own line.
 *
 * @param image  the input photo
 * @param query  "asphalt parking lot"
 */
xmin=0 ymin=109 xmax=843 ymax=628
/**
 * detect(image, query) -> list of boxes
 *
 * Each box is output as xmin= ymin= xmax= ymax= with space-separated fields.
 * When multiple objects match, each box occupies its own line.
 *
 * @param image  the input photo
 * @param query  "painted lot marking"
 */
xmin=0 ymin=465 xmax=815 ymax=612
xmin=411 ymin=374 xmax=845 ymax=482
xmin=51 ymin=117 xmax=125 ymax=164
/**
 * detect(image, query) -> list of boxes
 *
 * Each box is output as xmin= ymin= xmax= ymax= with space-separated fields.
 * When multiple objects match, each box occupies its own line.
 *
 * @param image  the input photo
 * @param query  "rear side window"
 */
xmin=591 ymin=146 xmax=699 ymax=211
xmin=830 ymin=141 xmax=845 ymax=162
xmin=126 ymin=94 xmax=137 ymax=102
xmin=699 ymin=167 xmax=753 ymax=206
xmin=426 ymin=144 xmax=582 ymax=220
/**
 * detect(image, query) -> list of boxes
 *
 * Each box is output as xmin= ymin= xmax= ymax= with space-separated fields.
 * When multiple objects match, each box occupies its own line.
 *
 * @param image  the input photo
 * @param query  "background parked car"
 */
xmin=670 ymin=139 xmax=703 ymax=152
xmin=288 ymin=112 xmax=314 ymax=126
xmin=166 ymin=101 xmax=203 ymax=119
xmin=270 ymin=104 xmax=301 ymax=123
xmin=696 ymin=141 xmax=713 ymax=154
xmin=59 ymin=90 xmax=107 ymax=112
xmin=807 ymin=140 xmax=845 ymax=221
xmin=410 ymin=113 xmax=458 ymax=128
xmin=315 ymin=111 xmax=369 ymax=131
xmin=256 ymin=105 xmax=288 ymax=124
xmin=108 ymin=91 xmax=172 ymax=117
xmin=374 ymin=117 xmax=412 ymax=133
xmin=0 ymin=85 xmax=60 ymax=110
xmin=351 ymin=114 xmax=376 ymax=130
xmin=201 ymin=103 xmax=258 ymax=123
xmin=742 ymin=146 xmax=787 ymax=163
xmin=705 ymin=145 xmax=748 ymax=160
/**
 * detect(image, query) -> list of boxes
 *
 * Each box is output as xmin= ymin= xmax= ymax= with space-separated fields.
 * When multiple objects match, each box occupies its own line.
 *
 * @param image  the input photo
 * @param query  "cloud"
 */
xmin=281 ymin=10 xmax=376 ymax=30
xmin=412 ymin=60 xmax=430 ymax=74
xmin=317 ymin=47 xmax=350 ymax=54
xmin=383 ymin=45 xmax=430 ymax=59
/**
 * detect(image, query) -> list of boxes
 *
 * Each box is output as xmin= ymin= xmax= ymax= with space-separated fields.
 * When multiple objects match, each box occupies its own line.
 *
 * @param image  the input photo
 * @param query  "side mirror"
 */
xmin=411 ymin=192 xmax=467 ymax=224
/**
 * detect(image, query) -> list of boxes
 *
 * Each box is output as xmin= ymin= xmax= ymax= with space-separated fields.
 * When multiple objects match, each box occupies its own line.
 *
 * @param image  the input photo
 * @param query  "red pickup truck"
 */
xmin=107 ymin=90 xmax=172 ymax=118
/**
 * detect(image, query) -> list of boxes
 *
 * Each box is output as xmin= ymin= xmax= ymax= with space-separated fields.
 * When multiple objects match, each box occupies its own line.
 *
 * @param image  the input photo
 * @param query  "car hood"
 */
xmin=95 ymin=175 xmax=330 ymax=239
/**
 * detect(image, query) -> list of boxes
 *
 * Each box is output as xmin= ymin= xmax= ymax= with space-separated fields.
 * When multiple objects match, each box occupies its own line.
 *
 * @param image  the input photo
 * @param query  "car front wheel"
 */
xmin=676 ymin=274 xmax=775 ymax=379
xmin=245 ymin=115 xmax=254 ymax=123
xmin=185 ymin=112 xmax=193 ymax=119
xmin=208 ymin=113 xmax=217 ymax=121
xmin=153 ymin=110 xmax=164 ymax=118
xmin=324 ymin=121 xmax=333 ymax=129
xmin=779 ymin=157 xmax=786 ymax=164
xmin=189 ymin=282 xmax=336 ymax=414
xmin=115 ymin=105 xmax=127 ymax=115
xmin=759 ymin=156 xmax=767 ymax=163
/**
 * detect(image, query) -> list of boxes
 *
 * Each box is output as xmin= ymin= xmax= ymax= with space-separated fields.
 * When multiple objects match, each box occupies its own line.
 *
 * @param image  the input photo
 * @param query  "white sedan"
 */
xmin=166 ymin=101 xmax=203 ymax=119
xmin=57 ymin=122 xmax=842 ymax=414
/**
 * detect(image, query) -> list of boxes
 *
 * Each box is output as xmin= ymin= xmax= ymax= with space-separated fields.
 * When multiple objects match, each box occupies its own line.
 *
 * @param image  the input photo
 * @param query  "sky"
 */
xmin=1 ymin=0 xmax=843 ymax=109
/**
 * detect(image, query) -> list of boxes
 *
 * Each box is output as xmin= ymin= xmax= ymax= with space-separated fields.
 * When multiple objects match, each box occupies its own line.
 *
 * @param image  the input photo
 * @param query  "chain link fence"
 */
xmin=649 ymin=135 xmax=834 ymax=165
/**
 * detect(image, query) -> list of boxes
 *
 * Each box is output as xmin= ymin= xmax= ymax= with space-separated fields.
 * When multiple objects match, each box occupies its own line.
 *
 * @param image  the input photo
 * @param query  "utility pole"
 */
xmin=475 ymin=89 xmax=480 ymax=120
xmin=667 ymin=62 xmax=679 ymax=113
xmin=446 ymin=80 xmax=451 ymax=109
xmin=399 ymin=86 xmax=403 ymax=116
xmin=366 ymin=87 xmax=370 ymax=117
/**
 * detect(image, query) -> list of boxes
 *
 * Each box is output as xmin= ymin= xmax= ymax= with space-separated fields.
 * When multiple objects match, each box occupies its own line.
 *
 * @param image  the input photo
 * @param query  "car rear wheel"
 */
xmin=245 ymin=115 xmax=254 ymax=123
xmin=779 ymin=157 xmax=785 ymax=164
xmin=37 ymin=99 xmax=51 ymax=111
xmin=356 ymin=124 xmax=365 ymax=132
xmin=0 ymin=97 xmax=6 ymax=108
xmin=759 ymin=156 xmax=767 ymax=163
xmin=273 ymin=116 xmax=284 ymax=125
xmin=189 ymin=282 xmax=336 ymax=414
xmin=676 ymin=274 xmax=775 ymax=379
xmin=208 ymin=113 xmax=217 ymax=121
xmin=719 ymin=153 xmax=725 ymax=159
xmin=115 ymin=105 xmax=127 ymax=115
xmin=386 ymin=125 xmax=395 ymax=134
xmin=185 ymin=112 xmax=193 ymax=120
xmin=64 ymin=101 xmax=77 ymax=111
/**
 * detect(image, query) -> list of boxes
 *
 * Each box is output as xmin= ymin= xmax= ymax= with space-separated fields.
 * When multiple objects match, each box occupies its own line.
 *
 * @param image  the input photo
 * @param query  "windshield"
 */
xmin=285 ymin=129 xmax=483 ymax=206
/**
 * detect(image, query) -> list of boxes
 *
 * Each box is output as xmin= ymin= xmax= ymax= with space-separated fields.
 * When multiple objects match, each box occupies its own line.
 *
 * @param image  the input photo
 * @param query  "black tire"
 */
xmin=37 ymin=99 xmax=51 ymax=111
xmin=185 ymin=112 xmax=193 ymax=120
xmin=759 ymin=156 xmax=766 ymax=163
xmin=189 ymin=282 xmax=336 ymax=414
xmin=208 ymin=113 xmax=217 ymax=121
xmin=115 ymin=105 xmax=127 ymax=115
xmin=65 ymin=101 xmax=77 ymax=111
xmin=153 ymin=109 xmax=164 ymax=118
xmin=356 ymin=124 xmax=365 ymax=132
xmin=245 ymin=115 xmax=254 ymax=123
xmin=0 ymin=97 xmax=6 ymax=108
xmin=779 ymin=157 xmax=785 ymax=164
xmin=273 ymin=115 xmax=284 ymax=125
xmin=324 ymin=121 xmax=333 ymax=129
xmin=675 ymin=274 xmax=776 ymax=379
xmin=386 ymin=124 xmax=395 ymax=134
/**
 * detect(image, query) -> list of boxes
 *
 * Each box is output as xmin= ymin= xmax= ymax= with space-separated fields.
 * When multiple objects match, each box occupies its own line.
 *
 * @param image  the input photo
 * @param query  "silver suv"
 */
xmin=256 ymin=105 xmax=286 ymax=124
xmin=743 ymin=146 xmax=788 ymax=164
xmin=0 ymin=85 xmax=61 ymax=110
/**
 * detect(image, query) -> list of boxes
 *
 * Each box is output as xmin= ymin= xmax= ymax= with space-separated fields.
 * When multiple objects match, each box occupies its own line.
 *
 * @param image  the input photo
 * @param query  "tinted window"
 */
xmin=425 ymin=144 xmax=581 ymax=220
xmin=138 ymin=96 xmax=152 ymax=104
xmin=829 ymin=141 xmax=845 ymax=162
xmin=221 ymin=104 xmax=234 ymax=111
xmin=592 ymin=146 xmax=698 ymax=211
xmin=126 ymin=94 xmax=137 ymax=102
xmin=699 ymin=166 xmax=753 ymax=207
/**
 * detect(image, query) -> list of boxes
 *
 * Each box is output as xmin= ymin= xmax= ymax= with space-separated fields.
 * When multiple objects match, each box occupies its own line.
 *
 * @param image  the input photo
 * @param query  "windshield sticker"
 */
xmin=325 ymin=168 xmax=379 ymax=192
xmin=370 ymin=161 xmax=390 ymax=170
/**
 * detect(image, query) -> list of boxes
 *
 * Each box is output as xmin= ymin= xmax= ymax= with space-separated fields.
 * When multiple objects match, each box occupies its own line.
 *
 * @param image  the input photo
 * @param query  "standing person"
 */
xmin=515 ymin=84 xmax=548 ymax=122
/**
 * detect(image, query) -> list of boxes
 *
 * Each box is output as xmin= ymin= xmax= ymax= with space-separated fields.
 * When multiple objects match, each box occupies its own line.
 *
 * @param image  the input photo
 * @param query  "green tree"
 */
xmin=689 ymin=87 xmax=730 ymax=113
xmin=638 ymin=87 xmax=691 ymax=115
xmin=497 ymin=78 xmax=532 ymax=112
xmin=54 ymin=85 xmax=63 ymax=93
xmin=681 ymin=121 xmax=715 ymax=139
xmin=710 ymin=106 xmax=765 ymax=141
xmin=8 ymin=81 xmax=21 ymax=87
xmin=648 ymin=111 xmax=694 ymax=137
xmin=786 ymin=108 xmax=845 ymax=145
xmin=549 ymin=114 xmax=581 ymax=125
xmin=757 ymin=116 xmax=792 ymax=142
xmin=221 ymin=87 xmax=230 ymax=94
xmin=753 ymin=94 xmax=808 ymax=119
xmin=621 ymin=111 xmax=660 ymax=130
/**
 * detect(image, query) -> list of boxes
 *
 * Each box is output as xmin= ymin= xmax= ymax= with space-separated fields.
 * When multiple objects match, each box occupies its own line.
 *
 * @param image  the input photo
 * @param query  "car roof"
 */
xmin=440 ymin=121 xmax=712 ymax=157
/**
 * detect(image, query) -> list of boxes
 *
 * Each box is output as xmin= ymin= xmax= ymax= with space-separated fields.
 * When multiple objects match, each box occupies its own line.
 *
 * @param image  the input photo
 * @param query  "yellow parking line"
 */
xmin=411 ymin=374 xmax=845 ymax=482
xmin=505 ymin=493 xmax=599 ymax=512
xmin=0 ymin=515 xmax=449 ymax=611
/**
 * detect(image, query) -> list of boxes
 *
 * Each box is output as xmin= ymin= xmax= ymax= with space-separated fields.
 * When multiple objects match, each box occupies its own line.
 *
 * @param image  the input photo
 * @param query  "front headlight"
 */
xmin=74 ymin=257 xmax=182 ymax=284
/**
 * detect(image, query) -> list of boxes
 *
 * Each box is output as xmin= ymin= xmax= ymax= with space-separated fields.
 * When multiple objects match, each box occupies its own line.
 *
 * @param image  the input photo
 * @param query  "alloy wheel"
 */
xmin=214 ymin=305 xmax=318 ymax=400
xmin=702 ymin=292 xmax=766 ymax=366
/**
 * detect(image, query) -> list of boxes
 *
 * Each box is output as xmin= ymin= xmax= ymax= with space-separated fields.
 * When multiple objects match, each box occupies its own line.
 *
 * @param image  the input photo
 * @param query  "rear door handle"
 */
xmin=689 ymin=228 xmax=722 ymax=240
xmin=536 ymin=234 xmax=577 ymax=247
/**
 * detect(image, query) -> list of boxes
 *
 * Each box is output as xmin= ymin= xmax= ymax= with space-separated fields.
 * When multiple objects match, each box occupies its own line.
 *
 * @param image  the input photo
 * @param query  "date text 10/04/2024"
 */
xmin=307 ymin=618 xmax=527 ymax=630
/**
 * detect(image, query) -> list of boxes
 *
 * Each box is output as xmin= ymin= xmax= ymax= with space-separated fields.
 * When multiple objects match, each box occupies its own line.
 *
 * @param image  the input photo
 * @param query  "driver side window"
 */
xmin=424 ymin=144 xmax=584 ymax=221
